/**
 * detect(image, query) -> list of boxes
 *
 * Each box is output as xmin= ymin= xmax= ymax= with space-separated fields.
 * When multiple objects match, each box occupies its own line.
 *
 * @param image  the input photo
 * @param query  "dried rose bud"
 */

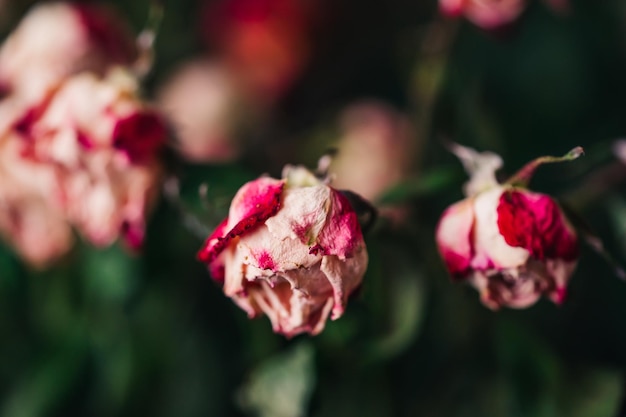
xmin=197 ymin=166 xmax=368 ymax=337
xmin=0 ymin=67 xmax=165 ymax=264
xmin=435 ymin=144 xmax=582 ymax=309
xmin=157 ymin=58 xmax=243 ymax=163
xmin=0 ymin=2 xmax=136 ymax=103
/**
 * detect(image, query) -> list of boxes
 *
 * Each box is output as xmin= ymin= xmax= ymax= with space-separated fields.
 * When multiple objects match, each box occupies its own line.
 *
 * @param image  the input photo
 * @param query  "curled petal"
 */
xmin=311 ymin=189 xmax=363 ymax=259
xmin=197 ymin=177 xmax=284 ymax=264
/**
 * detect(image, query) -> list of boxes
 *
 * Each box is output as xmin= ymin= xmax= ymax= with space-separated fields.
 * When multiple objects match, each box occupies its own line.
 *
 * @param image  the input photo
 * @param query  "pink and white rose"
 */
xmin=0 ymin=2 xmax=136 ymax=103
xmin=198 ymin=166 xmax=368 ymax=337
xmin=0 ymin=68 xmax=165 ymax=264
xmin=436 ymin=144 xmax=580 ymax=309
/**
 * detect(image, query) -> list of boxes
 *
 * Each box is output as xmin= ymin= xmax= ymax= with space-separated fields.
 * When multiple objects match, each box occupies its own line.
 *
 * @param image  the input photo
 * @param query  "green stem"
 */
xmin=134 ymin=0 xmax=164 ymax=78
xmin=506 ymin=146 xmax=584 ymax=187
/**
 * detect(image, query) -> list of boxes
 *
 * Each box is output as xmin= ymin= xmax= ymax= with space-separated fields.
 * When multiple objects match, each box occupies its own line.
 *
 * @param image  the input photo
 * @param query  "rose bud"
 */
xmin=0 ymin=67 xmax=165 ymax=260
xmin=435 ymin=143 xmax=582 ymax=309
xmin=197 ymin=165 xmax=368 ymax=337
xmin=0 ymin=2 xmax=136 ymax=103
xmin=157 ymin=58 xmax=244 ymax=163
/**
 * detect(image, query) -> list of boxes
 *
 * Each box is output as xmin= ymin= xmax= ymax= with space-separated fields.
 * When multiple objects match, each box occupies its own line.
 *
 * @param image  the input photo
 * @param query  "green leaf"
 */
xmin=237 ymin=343 xmax=316 ymax=417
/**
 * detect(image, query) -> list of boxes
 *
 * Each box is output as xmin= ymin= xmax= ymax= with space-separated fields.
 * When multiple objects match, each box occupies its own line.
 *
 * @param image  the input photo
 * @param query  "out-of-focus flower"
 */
xmin=0 ymin=2 xmax=136 ymax=103
xmin=197 ymin=165 xmax=368 ymax=337
xmin=613 ymin=139 xmax=626 ymax=164
xmin=0 ymin=136 xmax=73 ymax=266
xmin=0 ymin=68 xmax=165 ymax=265
xmin=439 ymin=0 xmax=526 ymax=30
xmin=201 ymin=0 xmax=312 ymax=102
xmin=329 ymin=101 xmax=415 ymax=203
xmin=436 ymin=144 xmax=581 ymax=309
xmin=440 ymin=0 xmax=569 ymax=30
xmin=157 ymin=59 xmax=243 ymax=163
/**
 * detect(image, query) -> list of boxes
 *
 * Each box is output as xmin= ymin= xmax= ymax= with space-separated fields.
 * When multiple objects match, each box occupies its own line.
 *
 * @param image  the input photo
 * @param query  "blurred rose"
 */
xmin=0 ymin=68 xmax=165 ymax=264
xmin=440 ymin=0 xmax=569 ymax=29
xmin=198 ymin=165 xmax=368 ymax=337
xmin=329 ymin=101 xmax=415 ymax=205
xmin=201 ymin=0 xmax=311 ymax=102
xmin=157 ymin=59 xmax=243 ymax=163
xmin=439 ymin=0 xmax=526 ymax=30
xmin=0 ymin=2 xmax=136 ymax=103
xmin=436 ymin=144 xmax=580 ymax=309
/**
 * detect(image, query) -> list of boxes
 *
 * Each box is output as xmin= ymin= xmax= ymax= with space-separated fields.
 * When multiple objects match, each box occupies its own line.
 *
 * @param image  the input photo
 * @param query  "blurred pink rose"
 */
xmin=330 ymin=101 xmax=415 ymax=203
xmin=201 ymin=0 xmax=312 ymax=102
xmin=198 ymin=166 xmax=368 ymax=337
xmin=440 ymin=0 xmax=526 ymax=30
xmin=440 ymin=0 xmax=569 ymax=29
xmin=157 ymin=59 xmax=243 ymax=163
xmin=436 ymin=144 xmax=579 ymax=309
xmin=0 ymin=2 xmax=136 ymax=103
xmin=0 ymin=68 xmax=165 ymax=264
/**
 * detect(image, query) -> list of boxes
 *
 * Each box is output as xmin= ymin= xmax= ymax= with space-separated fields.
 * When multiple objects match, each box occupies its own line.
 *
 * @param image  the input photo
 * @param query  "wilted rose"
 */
xmin=436 ymin=144 xmax=581 ymax=309
xmin=0 ymin=68 xmax=165 ymax=264
xmin=0 ymin=2 xmax=136 ymax=103
xmin=198 ymin=166 xmax=368 ymax=337
xmin=157 ymin=58 xmax=243 ymax=163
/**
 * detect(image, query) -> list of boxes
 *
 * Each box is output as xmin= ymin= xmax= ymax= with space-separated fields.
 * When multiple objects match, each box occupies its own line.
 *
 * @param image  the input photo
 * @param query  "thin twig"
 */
xmin=163 ymin=177 xmax=212 ymax=240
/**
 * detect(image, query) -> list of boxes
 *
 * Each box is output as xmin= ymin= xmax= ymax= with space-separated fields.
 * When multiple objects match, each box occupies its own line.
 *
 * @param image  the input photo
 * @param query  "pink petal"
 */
xmin=197 ymin=217 xmax=230 ymax=281
xmin=197 ymin=178 xmax=284 ymax=267
xmin=112 ymin=112 xmax=167 ymax=162
xmin=436 ymin=198 xmax=475 ymax=278
xmin=310 ymin=188 xmax=363 ymax=259
xmin=497 ymin=190 xmax=578 ymax=262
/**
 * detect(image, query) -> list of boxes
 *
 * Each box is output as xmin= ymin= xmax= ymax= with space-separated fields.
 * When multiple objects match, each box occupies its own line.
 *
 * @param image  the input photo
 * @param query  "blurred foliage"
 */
xmin=2 ymin=0 xmax=626 ymax=416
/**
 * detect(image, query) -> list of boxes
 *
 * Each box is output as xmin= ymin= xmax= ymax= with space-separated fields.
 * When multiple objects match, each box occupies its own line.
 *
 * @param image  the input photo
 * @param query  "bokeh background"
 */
xmin=2 ymin=0 xmax=626 ymax=416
